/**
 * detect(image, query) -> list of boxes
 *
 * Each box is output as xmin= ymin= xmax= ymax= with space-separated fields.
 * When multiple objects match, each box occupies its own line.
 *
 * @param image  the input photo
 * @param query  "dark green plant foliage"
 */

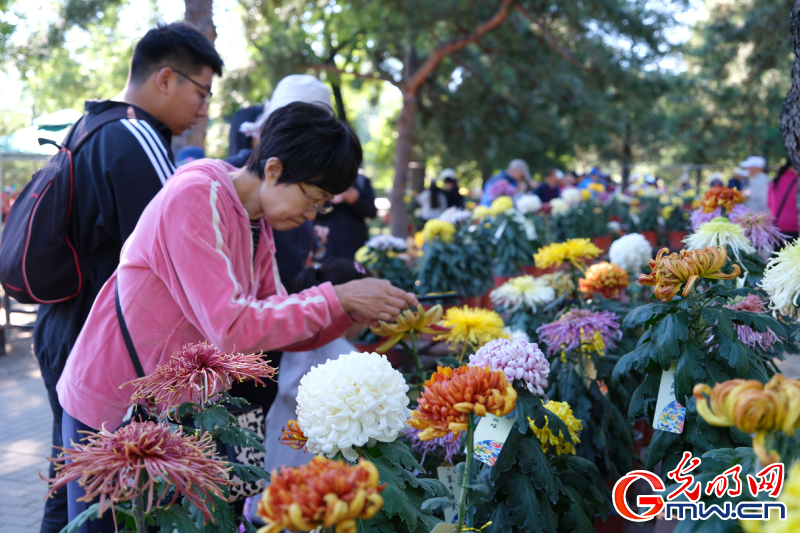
xmin=489 ymin=212 xmax=539 ymax=274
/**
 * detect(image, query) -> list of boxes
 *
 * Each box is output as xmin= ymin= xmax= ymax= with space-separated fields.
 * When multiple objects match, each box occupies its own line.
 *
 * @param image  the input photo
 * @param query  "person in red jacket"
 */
xmin=768 ymin=160 xmax=799 ymax=243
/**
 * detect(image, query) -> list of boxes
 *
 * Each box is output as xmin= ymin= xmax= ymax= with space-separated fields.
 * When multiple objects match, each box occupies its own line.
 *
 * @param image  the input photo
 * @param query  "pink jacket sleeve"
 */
xmin=152 ymin=177 xmax=353 ymax=354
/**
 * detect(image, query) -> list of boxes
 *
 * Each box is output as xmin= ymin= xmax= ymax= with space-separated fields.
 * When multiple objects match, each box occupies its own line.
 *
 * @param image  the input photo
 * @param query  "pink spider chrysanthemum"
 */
xmin=724 ymin=294 xmax=780 ymax=351
xmin=124 ymin=342 xmax=277 ymax=418
xmin=42 ymin=421 xmax=231 ymax=524
xmin=728 ymin=209 xmax=789 ymax=257
xmin=536 ymin=309 xmax=622 ymax=357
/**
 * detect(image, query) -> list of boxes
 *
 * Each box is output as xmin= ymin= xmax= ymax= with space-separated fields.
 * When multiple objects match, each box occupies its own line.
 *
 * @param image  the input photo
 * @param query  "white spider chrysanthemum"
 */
xmin=517 ymin=194 xmax=543 ymax=214
xmin=760 ymin=239 xmax=800 ymax=319
xmin=366 ymin=234 xmax=407 ymax=251
xmin=438 ymin=207 xmax=473 ymax=225
xmin=609 ymin=233 xmax=652 ymax=275
xmin=561 ymin=187 xmax=582 ymax=205
xmin=550 ymin=198 xmax=570 ymax=215
xmin=683 ymin=217 xmax=756 ymax=259
xmin=296 ymin=352 xmax=411 ymax=461
xmin=503 ymin=327 xmax=530 ymax=343
xmin=490 ymin=275 xmax=556 ymax=313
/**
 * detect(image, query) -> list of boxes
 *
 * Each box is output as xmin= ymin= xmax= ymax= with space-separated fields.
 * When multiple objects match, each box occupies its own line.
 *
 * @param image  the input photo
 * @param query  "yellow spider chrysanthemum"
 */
xmin=473 ymin=205 xmax=492 ymax=220
xmin=420 ymin=219 xmax=456 ymax=244
xmin=529 ymin=400 xmax=582 ymax=455
xmin=355 ymin=246 xmax=375 ymax=266
xmin=539 ymin=272 xmax=576 ymax=297
xmin=662 ymin=205 xmax=675 ymax=220
xmin=435 ymin=306 xmax=506 ymax=353
xmin=490 ymin=195 xmax=515 ymax=216
xmin=533 ymin=238 xmax=602 ymax=271
xmin=370 ymin=304 xmax=450 ymax=353
xmin=684 ymin=217 xmax=756 ymax=259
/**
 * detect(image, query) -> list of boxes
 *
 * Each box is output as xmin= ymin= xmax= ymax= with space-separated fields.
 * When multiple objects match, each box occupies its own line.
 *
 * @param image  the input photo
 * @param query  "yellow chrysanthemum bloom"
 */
xmin=534 ymin=238 xmax=602 ymax=271
xmin=490 ymin=196 xmax=514 ymax=215
xmin=662 ymin=205 xmax=675 ymax=220
xmin=670 ymin=196 xmax=684 ymax=206
xmin=529 ymin=400 xmax=582 ymax=455
xmin=539 ymin=272 xmax=576 ymax=297
xmin=435 ymin=306 xmax=506 ymax=353
xmin=355 ymin=246 xmax=375 ymax=266
xmin=473 ymin=205 xmax=492 ymax=220
xmin=420 ymin=219 xmax=456 ymax=244
xmin=466 ymin=201 xmax=476 ymax=210
xmin=684 ymin=217 xmax=756 ymax=259
xmin=684 ymin=189 xmax=697 ymax=198
xmin=580 ymin=189 xmax=592 ymax=201
xmin=587 ymin=183 xmax=605 ymax=193
xmin=741 ymin=462 xmax=800 ymax=533
xmin=414 ymin=232 xmax=425 ymax=249
xmin=370 ymin=304 xmax=450 ymax=353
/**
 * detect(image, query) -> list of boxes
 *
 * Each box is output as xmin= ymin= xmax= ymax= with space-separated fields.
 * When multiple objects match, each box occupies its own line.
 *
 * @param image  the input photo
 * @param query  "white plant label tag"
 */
xmin=653 ymin=361 xmax=685 ymax=434
xmin=436 ymin=465 xmax=461 ymax=525
xmin=472 ymin=409 xmax=516 ymax=466
xmin=430 ymin=524 xmax=457 ymax=533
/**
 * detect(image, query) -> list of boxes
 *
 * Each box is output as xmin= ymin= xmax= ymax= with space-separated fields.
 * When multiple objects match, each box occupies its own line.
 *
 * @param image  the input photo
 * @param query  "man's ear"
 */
xmin=153 ymin=67 xmax=174 ymax=95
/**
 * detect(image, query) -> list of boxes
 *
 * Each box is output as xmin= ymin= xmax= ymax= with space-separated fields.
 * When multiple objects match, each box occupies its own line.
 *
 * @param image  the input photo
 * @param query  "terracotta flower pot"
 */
xmin=641 ymin=230 xmax=658 ymax=249
xmin=520 ymin=264 xmax=538 ymax=276
xmin=481 ymin=288 xmax=494 ymax=310
xmin=594 ymin=512 xmax=624 ymax=533
xmin=669 ymin=230 xmax=689 ymax=252
xmin=493 ymin=274 xmax=517 ymax=288
xmin=592 ymin=234 xmax=612 ymax=252
xmin=459 ymin=295 xmax=483 ymax=308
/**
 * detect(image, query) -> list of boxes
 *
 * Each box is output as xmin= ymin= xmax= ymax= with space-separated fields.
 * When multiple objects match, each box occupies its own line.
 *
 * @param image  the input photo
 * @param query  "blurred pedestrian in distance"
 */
xmin=728 ymin=167 xmax=747 ymax=190
xmin=440 ymin=168 xmax=464 ymax=208
xmin=481 ymin=159 xmax=529 ymax=205
xmin=679 ymin=173 xmax=691 ymax=191
xmin=534 ymin=167 xmax=562 ymax=202
xmin=562 ymin=171 xmax=577 ymax=188
xmin=709 ymin=172 xmax=724 ymax=188
xmin=316 ymin=172 xmax=378 ymax=263
xmin=768 ymin=160 xmax=799 ymax=241
xmin=226 ymin=104 xmax=263 ymax=164
xmin=579 ymin=166 xmax=604 ymax=188
xmin=417 ymin=180 xmax=449 ymax=221
xmin=740 ymin=156 xmax=769 ymax=213
xmin=176 ymin=145 xmax=205 ymax=167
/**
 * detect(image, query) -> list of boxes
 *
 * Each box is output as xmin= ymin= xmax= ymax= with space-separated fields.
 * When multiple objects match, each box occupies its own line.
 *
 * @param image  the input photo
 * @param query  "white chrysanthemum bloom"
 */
xmin=550 ymin=198 xmax=570 ymax=215
xmin=296 ymin=352 xmax=411 ymax=461
xmin=609 ymin=233 xmax=652 ymax=275
xmin=641 ymin=187 xmax=660 ymax=198
xmin=683 ymin=217 xmax=756 ymax=259
xmin=517 ymin=194 xmax=543 ymax=214
xmin=490 ymin=275 xmax=556 ymax=313
xmin=561 ymin=187 xmax=582 ymax=205
xmin=439 ymin=207 xmax=473 ymax=225
xmin=760 ymin=239 xmax=800 ymax=319
xmin=607 ymin=221 xmax=622 ymax=233
xmin=503 ymin=327 xmax=530 ymax=343
xmin=366 ymin=234 xmax=407 ymax=251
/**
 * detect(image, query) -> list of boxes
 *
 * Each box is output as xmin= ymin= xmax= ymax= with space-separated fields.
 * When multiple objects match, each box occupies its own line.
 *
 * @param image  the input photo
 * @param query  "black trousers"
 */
xmin=40 ymin=381 xmax=69 ymax=533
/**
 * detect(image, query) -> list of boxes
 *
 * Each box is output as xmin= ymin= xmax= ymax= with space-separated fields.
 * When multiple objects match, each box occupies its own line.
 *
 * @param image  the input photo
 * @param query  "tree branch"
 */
xmin=515 ymin=6 xmax=589 ymax=72
xmin=301 ymin=63 xmax=402 ymax=88
xmin=407 ymin=0 xmax=515 ymax=94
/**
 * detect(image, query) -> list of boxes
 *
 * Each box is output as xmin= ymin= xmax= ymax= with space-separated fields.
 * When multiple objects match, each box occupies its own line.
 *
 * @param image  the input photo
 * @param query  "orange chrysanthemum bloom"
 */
xmin=256 ymin=457 xmax=385 ymax=533
xmin=638 ymin=246 xmax=741 ymax=302
xmin=280 ymin=420 xmax=308 ymax=451
xmin=578 ymin=261 xmax=630 ymax=299
xmin=124 ymin=342 xmax=277 ymax=418
xmin=699 ymin=185 xmax=745 ymax=214
xmin=42 ymin=421 xmax=231 ymax=523
xmin=408 ymin=365 xmax=517 ymax=441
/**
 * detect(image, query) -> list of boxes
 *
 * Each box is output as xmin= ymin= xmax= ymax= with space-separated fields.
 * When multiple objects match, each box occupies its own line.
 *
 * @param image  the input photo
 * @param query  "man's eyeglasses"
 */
xmin=172 ymin=68 xmax=213 ymax=103
xmin=297 ymin=183 xmax=334 ymax=215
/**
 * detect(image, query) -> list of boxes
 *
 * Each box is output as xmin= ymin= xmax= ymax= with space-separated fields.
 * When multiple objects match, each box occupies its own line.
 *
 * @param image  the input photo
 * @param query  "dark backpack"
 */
xmin=0 ymin=106 xmax=151 ymax=304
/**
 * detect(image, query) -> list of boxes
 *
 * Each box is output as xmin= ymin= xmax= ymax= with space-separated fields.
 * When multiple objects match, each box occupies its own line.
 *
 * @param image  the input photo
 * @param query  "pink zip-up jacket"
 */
xmin=57 ymin=159 xmax=354 ymax=429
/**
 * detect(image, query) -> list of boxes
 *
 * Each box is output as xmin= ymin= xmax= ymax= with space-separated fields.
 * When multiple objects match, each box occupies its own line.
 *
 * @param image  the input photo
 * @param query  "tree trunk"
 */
xmin=390 ymin=93 xmax=417 ymax=237
xmin=330 ymin=80 xmax=348 ymax=123
xmin=173 ymin=0 xmax=216 ymax=154
xmin=621 ymin=119 xmax=632 ymax=190
xmin=781 ymin=1 xmax=800 ymax=227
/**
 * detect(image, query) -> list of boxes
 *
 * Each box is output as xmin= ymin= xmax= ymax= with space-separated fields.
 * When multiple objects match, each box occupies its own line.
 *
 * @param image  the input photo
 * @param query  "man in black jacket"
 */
xmin=316 ymin=173 xmax=378 ymax=263
xmin=34 ymin=23 xmax=222 ymax=533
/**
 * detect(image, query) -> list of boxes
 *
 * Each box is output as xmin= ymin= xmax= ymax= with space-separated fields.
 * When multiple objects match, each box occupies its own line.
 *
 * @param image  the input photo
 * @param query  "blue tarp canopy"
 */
xmin=0 ymin=109 xmax=83 ymax=156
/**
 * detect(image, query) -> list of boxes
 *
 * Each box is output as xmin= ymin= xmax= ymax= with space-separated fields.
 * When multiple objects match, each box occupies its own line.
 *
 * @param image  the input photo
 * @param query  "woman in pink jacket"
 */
xmin=768 ymin=160 xmax=799 ymax=242
xmin=56 ymin=102 xmax=417 ymax=528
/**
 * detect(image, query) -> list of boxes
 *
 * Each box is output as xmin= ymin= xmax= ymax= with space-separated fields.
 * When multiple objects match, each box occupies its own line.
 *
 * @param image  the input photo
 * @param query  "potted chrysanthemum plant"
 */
xmin=355 ymin=234 xmax=416 ymax=292
xmin=489 ymin=275 xmax=557 ymax=343
xmin=612 ymin=246 xmax=789 ymax=478
xmin=533 ymin=238 xmax=603 ymax=307
xmin=415 ymin=219 xmax=473 ymax=296
xmin=486 ymin=196 xmax=540 ymax=279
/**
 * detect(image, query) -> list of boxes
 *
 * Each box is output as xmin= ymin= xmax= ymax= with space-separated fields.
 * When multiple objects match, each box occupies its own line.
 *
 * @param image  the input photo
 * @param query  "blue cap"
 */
xmin=176 ymin=146 xmax=206 ymax=167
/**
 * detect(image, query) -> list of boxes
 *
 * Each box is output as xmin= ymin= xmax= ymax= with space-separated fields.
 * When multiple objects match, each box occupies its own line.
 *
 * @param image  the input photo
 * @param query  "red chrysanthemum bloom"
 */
xmin=578 ymin=261 xmax=630 ymax=299
xmin=124 ymin=342 xmax=277 ymax=418
xmin=408 ymin=365 xmax=517 ymax=441
xmin=279 ymin=420 xmax=308 ymax=451
xmin=257 ymin=456 xmax=385 ymax=533
xmin=699 ymin=185 xmax=745 ymax=214
xmin=42 ymin=421 xmax=231 ymax=523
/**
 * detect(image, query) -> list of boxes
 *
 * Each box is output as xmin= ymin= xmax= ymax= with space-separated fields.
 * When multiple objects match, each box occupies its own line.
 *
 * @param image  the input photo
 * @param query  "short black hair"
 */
xmin=130 ymin=23 xmax=223 ymax=84
xmin=444 ymin=176 xmax=457 ymax=185
xmin=545 ymin=167 xmax=558 ymax=178
xmin=247 ymin=102 xmax=363 ymax=195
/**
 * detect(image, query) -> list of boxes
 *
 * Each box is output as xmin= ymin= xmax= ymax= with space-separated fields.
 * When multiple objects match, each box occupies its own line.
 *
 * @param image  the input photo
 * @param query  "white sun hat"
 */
xmin=239 ymin=75 xmax=333 ymax=137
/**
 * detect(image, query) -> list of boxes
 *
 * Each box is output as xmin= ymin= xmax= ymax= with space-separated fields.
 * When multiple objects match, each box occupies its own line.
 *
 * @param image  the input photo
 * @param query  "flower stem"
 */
xmin=456 ymin=414 xmax=475 ymax=533
xmin=410 ymin=332 xmax=425 ymax=385
xmin=569 ymin=264 xmax=585 ymax=308
xmin=132 ymin=474 xmax=148 ymax=533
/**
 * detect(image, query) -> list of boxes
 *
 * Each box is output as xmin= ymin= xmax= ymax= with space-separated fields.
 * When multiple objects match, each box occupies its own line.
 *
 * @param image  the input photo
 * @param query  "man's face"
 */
xmin=163 ymin=66 xmax=214 ymax=135
xmin=443 ymin=182 xmax=454 ymax=191
xmin=507 ymin=168 xmax=523 ymax=181
xmin=747 ymin=166 xmax=762 ymax=178
xmin=546 ymin=173 xmax=558 ymax=186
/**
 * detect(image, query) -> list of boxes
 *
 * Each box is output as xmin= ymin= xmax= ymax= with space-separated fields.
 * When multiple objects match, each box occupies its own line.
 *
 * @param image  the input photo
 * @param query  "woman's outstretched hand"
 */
xmin=334 ymin=278 xmax=418 ymax=325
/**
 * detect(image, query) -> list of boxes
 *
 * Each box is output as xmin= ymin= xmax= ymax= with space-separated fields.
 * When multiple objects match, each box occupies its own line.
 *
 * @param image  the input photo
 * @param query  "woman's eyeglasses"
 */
xmin=297 ymin=183 xmax=334 ymax=215
xmin=172 ymin=68 xmax=213 ymax=103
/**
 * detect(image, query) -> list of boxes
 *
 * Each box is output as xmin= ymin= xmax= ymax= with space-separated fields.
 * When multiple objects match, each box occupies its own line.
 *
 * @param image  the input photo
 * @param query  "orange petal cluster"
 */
xmin=408 ymin=365 xmax=517 ymax=441
xmin=578 ymin=261 xmax=630 ymax=299
xmin=279 ymin=420 xmax=308 ymax=451
xmin=699 ymin=185 xmax=745 ymax=214
xmin=638 ymin=246 xmax=741 ymax=302
xmin=256 ymin=457 xmax=384 ymax=533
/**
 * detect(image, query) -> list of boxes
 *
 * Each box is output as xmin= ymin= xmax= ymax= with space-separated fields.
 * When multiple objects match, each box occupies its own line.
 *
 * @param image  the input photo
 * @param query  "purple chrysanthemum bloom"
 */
xmin=536 ymin=309 xmax=622 ymax=357
xmin=468 ymin=338 xmax=550 ymax=395
xmin=728 ymin=209 xmax=788 ymax=257
xmin=690 ymin=207 xmax=721 ymax=231
xmin=724 ymin=294 xmax=780 ymax=351
xmin=487 ymin=180 xmax=518 ymax=201
xmin=403 ymin=425 xmax=462 ymax=466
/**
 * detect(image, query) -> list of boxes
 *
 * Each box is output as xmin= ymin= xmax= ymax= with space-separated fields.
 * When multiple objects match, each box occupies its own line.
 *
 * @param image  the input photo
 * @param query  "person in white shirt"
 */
xmin=417 ymin=181 xmax=449 ymax=221
xmin=740 ymin=156 xmax=770 ymax=214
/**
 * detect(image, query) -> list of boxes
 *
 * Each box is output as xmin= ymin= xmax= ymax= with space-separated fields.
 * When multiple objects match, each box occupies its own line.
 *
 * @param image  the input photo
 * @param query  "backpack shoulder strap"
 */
xmin=68 ymin=106 xmax=153 ymax=154
xmin=115 ymin=278 xmax=145 ymax=379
